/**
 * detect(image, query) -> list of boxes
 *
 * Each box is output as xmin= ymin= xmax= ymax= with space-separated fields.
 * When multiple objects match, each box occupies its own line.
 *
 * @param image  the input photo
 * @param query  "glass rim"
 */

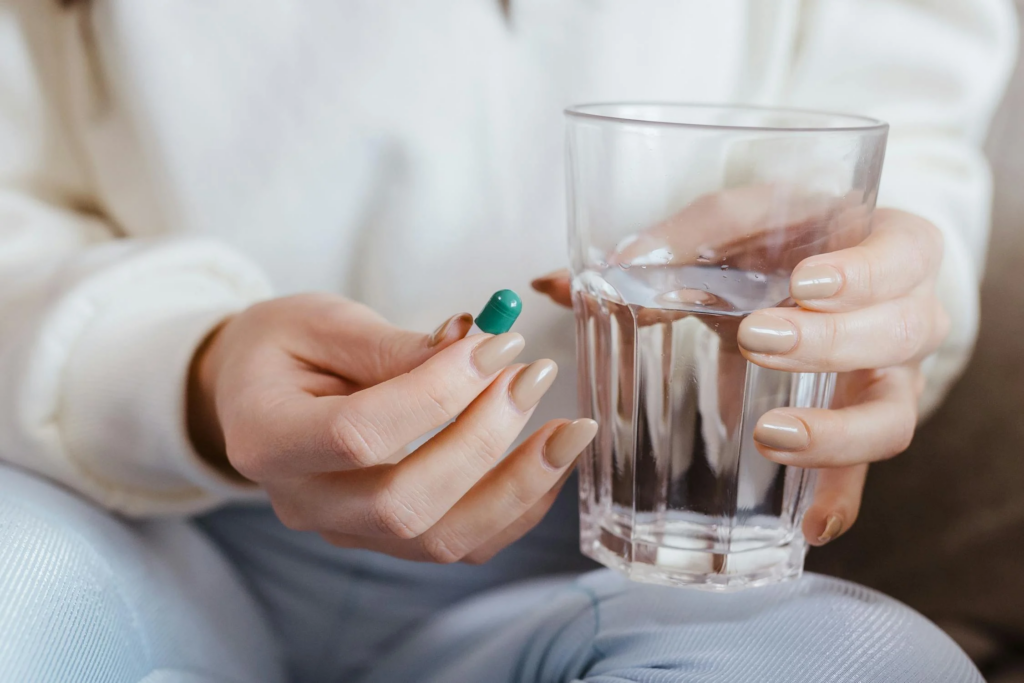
xmin=564 ymin=102 xmax=888 ymax=133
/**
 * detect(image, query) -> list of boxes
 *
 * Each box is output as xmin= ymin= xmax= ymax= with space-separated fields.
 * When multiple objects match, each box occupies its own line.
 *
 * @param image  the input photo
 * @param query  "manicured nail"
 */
xmin=472 ymin=333 xmax=525 ymax=375
xmin=738 ymin=313 xmax=797 ymax=354
xmin=510 ymin=360 xmax=558 ymax=411
xmin=791 ymin=264 xmax=843 ymax=300
xmin=818 ymin=514 xmax=844 ymax=544
xmin=428 ymin=313 xmax=474 ymax=347
xmin=543 ymin=418 xmax=598 ymax=468
xmin=753 ymin=413 xmax=810 ymax=451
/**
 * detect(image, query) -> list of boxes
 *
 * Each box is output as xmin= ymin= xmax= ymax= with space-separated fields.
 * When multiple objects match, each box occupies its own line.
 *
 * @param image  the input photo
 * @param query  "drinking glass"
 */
xmin=567 ymin=103 xmax=888 ymax=590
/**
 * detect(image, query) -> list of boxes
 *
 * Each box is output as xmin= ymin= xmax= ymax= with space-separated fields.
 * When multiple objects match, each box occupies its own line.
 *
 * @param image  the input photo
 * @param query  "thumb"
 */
xmin=353 ymin=311 xmax=475 ymax=386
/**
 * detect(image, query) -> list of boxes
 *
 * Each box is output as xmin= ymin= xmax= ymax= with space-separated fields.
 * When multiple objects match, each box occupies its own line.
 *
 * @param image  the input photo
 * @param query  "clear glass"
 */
xmin=566 ymin=103 xmax=888 ymax=591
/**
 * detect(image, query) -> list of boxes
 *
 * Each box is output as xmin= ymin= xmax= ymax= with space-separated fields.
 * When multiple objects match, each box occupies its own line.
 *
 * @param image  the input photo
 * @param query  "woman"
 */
xmin=0 ymin=1 xmax=1015 ymax=681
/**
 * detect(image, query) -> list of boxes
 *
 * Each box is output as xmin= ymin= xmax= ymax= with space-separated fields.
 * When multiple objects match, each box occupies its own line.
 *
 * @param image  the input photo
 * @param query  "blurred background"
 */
xmin=808 ymin=2 xmax=1024 ymax=680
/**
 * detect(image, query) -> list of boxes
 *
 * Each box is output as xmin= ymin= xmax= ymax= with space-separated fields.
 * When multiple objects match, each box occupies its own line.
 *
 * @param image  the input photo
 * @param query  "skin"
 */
xmin=188 ymin=202 xmax=947 ymax=559
xmin=532 ymin=206 xmax=949 ymax=546
xmin=187 ymin=295 xmax=590 ymax=565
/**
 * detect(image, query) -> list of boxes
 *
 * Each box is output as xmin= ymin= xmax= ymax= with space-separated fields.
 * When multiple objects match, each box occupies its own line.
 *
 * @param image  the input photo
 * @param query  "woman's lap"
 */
xmin=0 ymin=464 xmax=983 ymax=682
xmin=198 ymin=493 xmax=982 ymax=683
xmin=0 ymin=462 xmax=283 ymax=683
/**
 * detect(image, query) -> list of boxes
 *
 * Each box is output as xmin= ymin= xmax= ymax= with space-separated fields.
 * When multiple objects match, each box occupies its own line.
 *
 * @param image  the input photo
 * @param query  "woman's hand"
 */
xmin=533 ymin=207 xmax=948 ymax=546
xmin=187 ymin=294 xmax=597 ymax=564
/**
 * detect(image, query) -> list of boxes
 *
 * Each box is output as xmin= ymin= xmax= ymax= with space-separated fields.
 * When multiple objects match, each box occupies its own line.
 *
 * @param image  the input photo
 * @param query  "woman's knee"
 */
xmin=0 ymin=463 xmax=284 ymax=683
xmin=548 ymin=570 xmax=983 ymax=682
xmin=0 ymin=464 xmax=153 ymax=681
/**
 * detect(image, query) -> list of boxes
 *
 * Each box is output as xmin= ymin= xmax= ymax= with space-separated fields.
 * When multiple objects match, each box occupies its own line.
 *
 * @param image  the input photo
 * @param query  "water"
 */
xmin=574 ymin=265 xmax=832 ymax=590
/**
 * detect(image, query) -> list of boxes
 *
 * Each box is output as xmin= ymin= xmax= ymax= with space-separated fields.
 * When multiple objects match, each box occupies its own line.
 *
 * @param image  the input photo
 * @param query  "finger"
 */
xmin=416 ymin=418 xmax=595 ymax=563
xmin=790 ymin=208 xmax=943 ymax=312
xmin=361 ymin=360 xmax=560 ymax=539
xmin=738 ymin=294 xmax=948 ymax=372
xmin=532 ymin=269 xmax=573 ymax=308
xmin=318 ymin=475 xmax=569 ymax=563
xmin=298 ymin=300 xmax=476 ymax=386
xmin=611 ymin=186 xmax=843 ymax=267
xmin=231 ymin=333 xmax=526 ymax=478
xmin=271 ymin=359 xmax=558 ymax=537
xmin=751 ymin=366 xmax=918 ymax=468
xmin=802 ymin=464 xmax=868 ymax=546
xmin=462 ymin=466 xmax=574 ymax=565
xmin=322 ymin=418 xmax=596 ymax=562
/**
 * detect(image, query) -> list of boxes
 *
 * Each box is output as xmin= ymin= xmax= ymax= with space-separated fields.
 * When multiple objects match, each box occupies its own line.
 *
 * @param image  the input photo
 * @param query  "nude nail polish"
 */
xmin=791 ymin=264 xmax=843 ymax=300
xmin=428 ymin=313 xmax=474 ymax=347
xmin=753 ymin=413 xmax=810 ymax=451
xmin=510 ymin=360 xmax=558 ymax=411
xmin=817 ymin=514 xmax=844 ymax=543
xmin=471 ymin=333 xmax=525 ymax=375
xmin=543 ymin=419 xmax=599 ymax=468
xmin=738 ymin=314 xmax=798 ymax=354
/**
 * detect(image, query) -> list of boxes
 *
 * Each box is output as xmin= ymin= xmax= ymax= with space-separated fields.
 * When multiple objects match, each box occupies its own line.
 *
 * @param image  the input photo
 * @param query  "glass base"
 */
xmin=580 ymin=514 xmax=807 ymax=592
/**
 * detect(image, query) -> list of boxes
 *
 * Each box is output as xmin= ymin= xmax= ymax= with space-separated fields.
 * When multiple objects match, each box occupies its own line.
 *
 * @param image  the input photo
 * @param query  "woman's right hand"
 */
xmin=187 ymin=293 xmax=597 ymax=564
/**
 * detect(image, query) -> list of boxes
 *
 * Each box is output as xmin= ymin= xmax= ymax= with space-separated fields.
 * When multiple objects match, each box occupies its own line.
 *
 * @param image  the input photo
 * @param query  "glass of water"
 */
xmin=566 ymin=103 xmax=888 ymax=590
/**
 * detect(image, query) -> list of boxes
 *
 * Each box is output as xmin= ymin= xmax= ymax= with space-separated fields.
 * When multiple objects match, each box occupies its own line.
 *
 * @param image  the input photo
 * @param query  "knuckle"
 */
xmin=461 ymin=423 xmax=505 ymax=460
xmin=368 ymin=482 xmax=428 ymax=539
xmin=223 ymin=430 xmax=269 ymax=481
xmin=416 ymin=379 xmax=460 ymax=423
xmin=271 ymin=498 xmax=312 ymax=532
xmin=419 ymin=534 xmax=464 ymax=564
xmin=373 ymin=334 xmax=402 ymax=378
xmin=502 ymin=477 xmax=536 ymax=512
xmin=818 ymin=313 xmax=844 ymax=362
xmin=891 ymin=302 xmax=927 ymax=360
xmin=328 ymin=412 xmax=381 ymax=468
xmin=847 ymin=246 xmax=876 ymax=299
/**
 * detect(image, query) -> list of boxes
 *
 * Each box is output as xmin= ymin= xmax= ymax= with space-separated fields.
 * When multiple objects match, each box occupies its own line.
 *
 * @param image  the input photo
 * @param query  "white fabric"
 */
xmin=0 ymin=0 xmax=1016 ymax=515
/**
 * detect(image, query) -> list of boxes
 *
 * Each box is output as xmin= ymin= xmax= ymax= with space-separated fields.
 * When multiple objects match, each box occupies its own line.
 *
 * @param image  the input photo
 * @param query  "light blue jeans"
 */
xmin=0 ymin=462 xmax=982 ymax=682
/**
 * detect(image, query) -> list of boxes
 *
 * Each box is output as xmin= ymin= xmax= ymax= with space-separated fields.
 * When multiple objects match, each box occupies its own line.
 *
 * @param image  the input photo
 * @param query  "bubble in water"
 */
xmin=696 ymin=245 xmax=716 ymax=264
xmin=747 ymin=271 xmax=766 ymax=282
xmin=720 ymin=265 xmax=729 ymax=270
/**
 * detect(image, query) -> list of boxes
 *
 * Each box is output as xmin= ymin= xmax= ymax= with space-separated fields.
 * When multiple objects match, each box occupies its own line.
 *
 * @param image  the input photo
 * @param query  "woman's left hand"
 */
xmin=532 ymin=207 xmax=949 ymax=546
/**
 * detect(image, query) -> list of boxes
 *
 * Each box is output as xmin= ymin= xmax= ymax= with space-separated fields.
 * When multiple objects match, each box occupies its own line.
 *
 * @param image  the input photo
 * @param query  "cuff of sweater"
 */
xmin=56 ymin=248 xmax=272 ymax=516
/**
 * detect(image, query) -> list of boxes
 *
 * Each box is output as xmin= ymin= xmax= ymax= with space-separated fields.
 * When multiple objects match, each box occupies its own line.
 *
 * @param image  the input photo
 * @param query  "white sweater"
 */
xmin=0 ymin=0 xmax=1016 ymax=516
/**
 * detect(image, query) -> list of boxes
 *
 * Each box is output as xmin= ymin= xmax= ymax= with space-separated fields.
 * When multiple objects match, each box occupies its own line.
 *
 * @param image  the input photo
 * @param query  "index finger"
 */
xmin=238 ymin=333 xmax=525 ymax=477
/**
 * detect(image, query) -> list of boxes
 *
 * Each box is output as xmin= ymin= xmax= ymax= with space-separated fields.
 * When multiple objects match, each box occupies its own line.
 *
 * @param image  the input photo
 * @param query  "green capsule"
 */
xmin=474 ymin=289 xmax=522 ymax=334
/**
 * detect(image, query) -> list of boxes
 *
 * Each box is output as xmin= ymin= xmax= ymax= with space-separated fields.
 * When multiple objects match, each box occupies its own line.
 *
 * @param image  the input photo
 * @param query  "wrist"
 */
xmin=186 ymin=318 xmax=245 ymax=481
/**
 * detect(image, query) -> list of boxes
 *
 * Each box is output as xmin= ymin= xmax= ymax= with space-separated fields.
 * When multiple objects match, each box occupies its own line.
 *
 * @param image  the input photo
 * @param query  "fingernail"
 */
xmin=739 ymin=313 xmax=797 ymax=354
xmin=510 ymin=359 xmax=558 ymax=411
xmin=428 ymin=313 xmax=474 ymax=347
xmin=791 ymin=264 xmax=843 ymax=300
xmin=753 ymin=413 xmax=810 ymax=451
xmin=472 ymin=333 xmax=525 ymax=375
xmin=817 ymin=514 xmax=844 ymax=544
xmin=543 ymin=418 xmax=598 ymax=468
